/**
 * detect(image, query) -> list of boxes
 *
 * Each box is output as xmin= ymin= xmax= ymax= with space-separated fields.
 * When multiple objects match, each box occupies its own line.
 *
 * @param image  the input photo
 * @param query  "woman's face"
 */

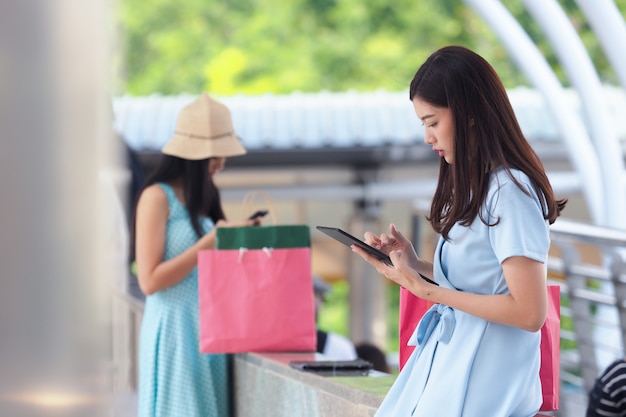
xmin=208 ymin=157 xmax=226 ymax=178
xmin=412 ymin=97 xmax=455 ymax=165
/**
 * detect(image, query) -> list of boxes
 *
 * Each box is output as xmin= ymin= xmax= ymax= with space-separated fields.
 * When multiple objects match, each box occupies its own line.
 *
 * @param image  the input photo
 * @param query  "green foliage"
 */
xmin=114 ymin=2 xmax=494 ymax=93
xmin=560 ymin=293 xmax=577 ymax=351
xmin=387 ymin=283 xmax=400 ymax=353
xmin=317 ymin=279 xmax=351 ymax=337
xmin=118 ymin=0 xmax=625 ymax=95
xmin=313 ymin=279 xmax=401 ymax=355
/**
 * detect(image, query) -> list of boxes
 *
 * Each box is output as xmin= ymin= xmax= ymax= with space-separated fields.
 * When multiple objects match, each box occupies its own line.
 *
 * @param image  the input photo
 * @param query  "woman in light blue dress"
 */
xmin=353 ymin=46 xmax=567 ymax=416
xmin=134 ymin=93 xmax=260 ymax=417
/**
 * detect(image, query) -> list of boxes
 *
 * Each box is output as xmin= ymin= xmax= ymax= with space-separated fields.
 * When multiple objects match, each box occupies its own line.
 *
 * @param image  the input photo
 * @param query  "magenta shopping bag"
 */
xmin=398 ymin=285 xmax=561 ymax=411
xmin=539 ymin=285 xmax=561 ymax=411
xmin=198 ymin=247 xmax=316 ymax=353
xmin=398 ymin=287 xmax=434 ymax=371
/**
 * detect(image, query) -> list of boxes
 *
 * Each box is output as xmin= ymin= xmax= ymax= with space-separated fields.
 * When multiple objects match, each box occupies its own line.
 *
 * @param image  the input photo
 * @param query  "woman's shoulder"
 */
xmin=490 ymin=167 xmax=531 ymax=185
xmin=138 ymin=184 xmax=169 ymax=207
xmin=486 ymin=168 xmax=539 ymax=207
xmin=488 ymin=167 xmax=534 ymax=196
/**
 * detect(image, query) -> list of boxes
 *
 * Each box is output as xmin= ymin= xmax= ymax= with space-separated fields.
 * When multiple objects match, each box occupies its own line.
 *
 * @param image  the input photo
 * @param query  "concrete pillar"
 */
xmin=0 ymin=0 xmax=114 ymax=415
xmin=347 ymin=169 xmax=388 ymax=350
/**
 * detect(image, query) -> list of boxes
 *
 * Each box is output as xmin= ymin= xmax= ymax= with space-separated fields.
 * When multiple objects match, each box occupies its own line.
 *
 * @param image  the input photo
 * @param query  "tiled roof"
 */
xmin=113 ymin=87 xmax=626 ymax=155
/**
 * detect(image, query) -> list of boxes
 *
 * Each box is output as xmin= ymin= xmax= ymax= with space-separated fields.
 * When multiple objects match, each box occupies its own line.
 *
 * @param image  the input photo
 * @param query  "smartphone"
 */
xmin=248 ymin=209 xmax=269 ymax=220
xmin=316 ymin=226 xmax=438 ymax=286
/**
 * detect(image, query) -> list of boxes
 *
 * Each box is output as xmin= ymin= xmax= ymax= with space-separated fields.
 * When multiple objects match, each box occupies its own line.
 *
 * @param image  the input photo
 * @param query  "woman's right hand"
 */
xmin=353 ymin=224 xmax=434 ymax=294
xmin=364 ymin=224 xmax=420 ymax=270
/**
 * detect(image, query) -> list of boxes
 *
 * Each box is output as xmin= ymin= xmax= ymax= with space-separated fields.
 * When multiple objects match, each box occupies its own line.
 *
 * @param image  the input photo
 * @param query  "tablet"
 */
xmin=316 ymin=226 xmax=439 ymax=286
xmin=316 ymin=226 xmax=393 ymax=265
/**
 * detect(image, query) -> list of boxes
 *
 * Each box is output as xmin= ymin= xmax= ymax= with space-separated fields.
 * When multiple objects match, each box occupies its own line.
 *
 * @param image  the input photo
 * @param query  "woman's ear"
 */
xmin=469 ymin=117 xmax=475 ymax=127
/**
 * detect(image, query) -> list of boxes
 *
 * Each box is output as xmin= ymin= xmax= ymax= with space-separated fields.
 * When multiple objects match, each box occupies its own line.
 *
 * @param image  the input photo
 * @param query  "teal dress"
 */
xmin=138 ymin=183 xmax=229 ymax=417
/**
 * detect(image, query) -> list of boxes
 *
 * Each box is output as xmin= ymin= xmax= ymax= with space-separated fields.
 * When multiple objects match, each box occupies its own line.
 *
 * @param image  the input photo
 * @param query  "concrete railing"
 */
xmin=233 ymin=352 xmax=387 ymax=417
xmin=110 ymin=288 xmax=144 ymax=395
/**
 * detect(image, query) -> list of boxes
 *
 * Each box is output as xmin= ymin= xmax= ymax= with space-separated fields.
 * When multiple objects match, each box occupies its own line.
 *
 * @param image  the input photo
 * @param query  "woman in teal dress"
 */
xmin=353 ymin=46 xmax=567 ymax=416
xmin=134 ymin=93 xmax=259 ymax=417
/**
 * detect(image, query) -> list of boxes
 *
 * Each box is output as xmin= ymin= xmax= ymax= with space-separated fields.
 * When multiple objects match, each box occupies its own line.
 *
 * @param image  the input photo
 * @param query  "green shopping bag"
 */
xmin=216 ymin=225 xmax=310 ymax=249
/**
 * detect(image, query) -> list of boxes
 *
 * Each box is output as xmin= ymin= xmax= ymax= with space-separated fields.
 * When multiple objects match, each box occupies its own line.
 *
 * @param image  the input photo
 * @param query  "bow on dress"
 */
xmin=409 ymin=303 xmax=456 ymax=348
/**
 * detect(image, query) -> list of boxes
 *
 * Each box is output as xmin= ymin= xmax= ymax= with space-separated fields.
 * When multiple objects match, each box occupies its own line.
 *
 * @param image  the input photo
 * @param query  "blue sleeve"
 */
xmin=487 ymin=179 xmax=550 ymax=264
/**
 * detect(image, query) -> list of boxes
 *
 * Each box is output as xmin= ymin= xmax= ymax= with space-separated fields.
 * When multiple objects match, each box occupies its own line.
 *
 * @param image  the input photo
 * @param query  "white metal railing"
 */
xmin=548 ymin=218 xmax=626 ymax=415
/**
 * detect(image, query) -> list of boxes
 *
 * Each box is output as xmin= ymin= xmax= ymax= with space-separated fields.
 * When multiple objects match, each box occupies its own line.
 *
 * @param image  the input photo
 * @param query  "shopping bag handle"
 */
xmin=241 ymin=190 xmax=277 ymax=225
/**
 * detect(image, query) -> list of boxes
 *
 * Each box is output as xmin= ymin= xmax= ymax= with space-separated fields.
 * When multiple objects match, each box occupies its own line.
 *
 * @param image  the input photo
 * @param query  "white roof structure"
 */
xmin=113 ymin=87 xmax=626 ymax=211
xmin=114 ymin=87 xmax=626 ymax=159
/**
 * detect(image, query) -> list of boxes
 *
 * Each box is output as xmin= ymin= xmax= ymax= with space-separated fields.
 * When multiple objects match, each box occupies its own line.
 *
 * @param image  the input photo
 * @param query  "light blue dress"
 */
xmin=377 ymin=168 xmax=549 ymax=417
xmin=138 ymin=183 xmax=229 ymax=417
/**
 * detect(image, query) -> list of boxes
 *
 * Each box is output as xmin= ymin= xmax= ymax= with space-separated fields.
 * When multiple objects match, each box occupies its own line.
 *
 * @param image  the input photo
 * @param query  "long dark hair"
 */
xmin=409 ymin=46 xmax=566 ymax=240
xmin=139 ymin=155 xmax=225 ymax=238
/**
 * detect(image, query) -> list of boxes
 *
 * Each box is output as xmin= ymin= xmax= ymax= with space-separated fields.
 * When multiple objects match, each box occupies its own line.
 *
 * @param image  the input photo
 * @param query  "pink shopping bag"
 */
xmin=539 ymin=285 xmax=560 ymax=411
xmin=198 ymin=247 xmax=316 ymax=353
xmin=398 ymin=285 xmax=560 ymax=411
xmin=398 ymin=286 xmax=434 ymax=370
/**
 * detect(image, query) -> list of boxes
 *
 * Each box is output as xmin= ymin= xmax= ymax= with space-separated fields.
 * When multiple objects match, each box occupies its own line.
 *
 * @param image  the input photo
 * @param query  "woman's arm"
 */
xmin=353 ymin=240 xmax=547 ymax=332
xmin=355 ymin=177 xmax=549 ymax=332
xmin=135 ymin=185 xmax=217 ymax=296
xmin=135 ymin=185 xmax=261 ymax=296
xmin=410 ymin=255 xmax=547 ymax=331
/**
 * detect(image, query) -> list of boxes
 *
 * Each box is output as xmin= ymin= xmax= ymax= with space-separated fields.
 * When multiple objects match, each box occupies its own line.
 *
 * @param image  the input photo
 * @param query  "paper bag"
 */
xmin=398 ymin=284 xmax=561 ymax=412
xmin=398 ymin=286 xmax=434 ymax=370
xmin=198 ymin=247 xmax=316 ymax=353
xmin=539 ymin=285 xmax=561 ymax=411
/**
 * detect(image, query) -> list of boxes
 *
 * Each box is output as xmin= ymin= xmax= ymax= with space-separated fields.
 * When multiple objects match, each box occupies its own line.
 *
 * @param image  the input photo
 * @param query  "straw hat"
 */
xmin=162 ymin=93 xmax=246 ymax=160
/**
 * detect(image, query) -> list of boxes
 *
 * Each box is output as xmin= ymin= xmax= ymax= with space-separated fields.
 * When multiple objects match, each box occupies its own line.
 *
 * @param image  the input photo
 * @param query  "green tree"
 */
xmin=116 ymin=0 xmax=626 ymax=94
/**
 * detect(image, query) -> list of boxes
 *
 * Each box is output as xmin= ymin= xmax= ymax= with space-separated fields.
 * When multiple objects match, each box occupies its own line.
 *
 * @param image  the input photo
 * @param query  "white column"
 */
xmin=0 ymin=0 xmax=115 ymax=415
xmin=523 ymin=0 xmax=626 ymax=371
xmin=464 ymin=0 xmax=606 ymax=225
xmin=575 ymin=0 xmax=626 ymax=90
xmin=521 ymin=0 xmax=626 ymax=229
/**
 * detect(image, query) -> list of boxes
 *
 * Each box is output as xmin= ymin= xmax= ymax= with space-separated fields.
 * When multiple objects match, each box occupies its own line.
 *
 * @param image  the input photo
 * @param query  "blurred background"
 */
xmin=1 ymin=0 xmax=626 ymax=415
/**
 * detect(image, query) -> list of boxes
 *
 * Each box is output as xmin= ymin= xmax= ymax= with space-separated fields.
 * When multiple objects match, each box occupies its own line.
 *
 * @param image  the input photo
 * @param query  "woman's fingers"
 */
xmin=363 ymin=231 xmax=380 ymax=246
xmin=352 ymin=244 xmax=386 ymax=270
xmin=353 ymin=244 xmax=420 ymax=290
xmin=390 ymin=224 xmax=409 ymax=244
